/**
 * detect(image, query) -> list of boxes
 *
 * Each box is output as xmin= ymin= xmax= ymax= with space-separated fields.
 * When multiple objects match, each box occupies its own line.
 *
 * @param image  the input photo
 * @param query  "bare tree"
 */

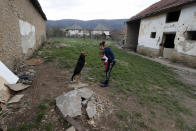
xmin=46 ymin=27 xmax=65 ymax=38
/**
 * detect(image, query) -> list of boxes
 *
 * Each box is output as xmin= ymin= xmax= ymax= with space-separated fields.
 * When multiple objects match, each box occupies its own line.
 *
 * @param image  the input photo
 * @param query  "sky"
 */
xmin=38 ymin=0 xmax=160 ymax=20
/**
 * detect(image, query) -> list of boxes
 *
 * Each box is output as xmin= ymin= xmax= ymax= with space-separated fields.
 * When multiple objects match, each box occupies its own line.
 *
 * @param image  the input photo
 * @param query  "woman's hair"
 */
xmin=99 ymin=41 xmax=105 ymax=47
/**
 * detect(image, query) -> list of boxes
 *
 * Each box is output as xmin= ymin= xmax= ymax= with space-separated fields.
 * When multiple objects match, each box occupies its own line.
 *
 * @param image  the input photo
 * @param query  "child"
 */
xmin=99 ymin=52 xmax=108 ymax=72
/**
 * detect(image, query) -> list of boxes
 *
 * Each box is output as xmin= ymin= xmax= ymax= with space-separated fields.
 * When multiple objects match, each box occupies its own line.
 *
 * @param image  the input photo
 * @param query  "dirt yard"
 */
xmin=2 ymin=38 xmax=196 ymax=131
xmin=4 ymin=62 xmax=121 ymax=131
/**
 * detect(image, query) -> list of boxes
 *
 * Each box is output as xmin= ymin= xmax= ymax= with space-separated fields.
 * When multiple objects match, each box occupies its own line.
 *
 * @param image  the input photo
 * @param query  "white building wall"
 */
xmin=68 ymin=29 xmax=84 ymax=36
xmin=84 ymin=32 xmax=90 ymax=36
xmin=138 ymin=3 xmax=196 ymax=56
xmin=92 ymin=30 xmax=102 ymax=35
xmin=92 ymin=30 xmax=110 ymax=36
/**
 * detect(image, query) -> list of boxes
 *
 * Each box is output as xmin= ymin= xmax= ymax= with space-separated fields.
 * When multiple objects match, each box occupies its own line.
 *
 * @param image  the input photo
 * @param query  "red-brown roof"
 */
xmin=127 ymin=0 xmax=196 ymax=22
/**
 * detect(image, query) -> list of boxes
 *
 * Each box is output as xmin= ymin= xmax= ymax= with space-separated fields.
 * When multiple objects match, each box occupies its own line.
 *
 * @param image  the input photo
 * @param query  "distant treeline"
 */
xmin=46 ymin=19 xmax=127 ymax=30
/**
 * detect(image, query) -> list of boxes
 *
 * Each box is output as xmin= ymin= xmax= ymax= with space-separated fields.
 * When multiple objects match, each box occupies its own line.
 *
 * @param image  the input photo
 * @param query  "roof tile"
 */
xmin=127 ymin=0 xmax=196 ymax=22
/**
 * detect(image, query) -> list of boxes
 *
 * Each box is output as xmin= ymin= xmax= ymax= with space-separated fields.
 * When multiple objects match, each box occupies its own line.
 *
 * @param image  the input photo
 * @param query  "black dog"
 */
xmin=71 ymin=52 xmax=88 ymax=81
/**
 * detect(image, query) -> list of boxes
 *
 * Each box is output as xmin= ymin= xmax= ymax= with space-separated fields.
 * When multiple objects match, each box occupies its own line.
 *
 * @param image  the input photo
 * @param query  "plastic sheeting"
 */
xmin=0 ymin=61 xmax=19 ymax=84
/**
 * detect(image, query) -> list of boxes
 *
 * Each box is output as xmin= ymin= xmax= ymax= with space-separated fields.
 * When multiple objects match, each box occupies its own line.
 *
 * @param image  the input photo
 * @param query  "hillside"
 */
xmin=46 ymin=19 xmax=127 ymax=30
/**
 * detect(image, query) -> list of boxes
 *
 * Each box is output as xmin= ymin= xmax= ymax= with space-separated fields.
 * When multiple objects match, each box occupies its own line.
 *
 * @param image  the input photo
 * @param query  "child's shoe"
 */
xmin=100 ymin=83 xmax=108 ymax=88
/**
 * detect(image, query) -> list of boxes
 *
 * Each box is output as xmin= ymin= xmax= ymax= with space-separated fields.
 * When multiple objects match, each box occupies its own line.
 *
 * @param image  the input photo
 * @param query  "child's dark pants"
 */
xmin=105 ymin=60 xmax=116 ymax=84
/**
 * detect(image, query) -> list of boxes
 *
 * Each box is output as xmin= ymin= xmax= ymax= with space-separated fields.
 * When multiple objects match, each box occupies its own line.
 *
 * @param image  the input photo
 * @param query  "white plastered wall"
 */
xmin=138 ymin=3 xmax=196 ymax=56
xmin=19 ymin=19 xmax=36 ymax=54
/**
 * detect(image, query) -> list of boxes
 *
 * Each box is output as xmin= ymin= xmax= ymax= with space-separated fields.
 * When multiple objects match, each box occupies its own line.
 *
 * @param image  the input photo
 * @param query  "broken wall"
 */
xmin=0 ymin=0 xmax=46 ymax=69
xmin=137 ymin=3 xmax=196 ymax=67
xmin=124 ymin=21 xmax=140 ymax=51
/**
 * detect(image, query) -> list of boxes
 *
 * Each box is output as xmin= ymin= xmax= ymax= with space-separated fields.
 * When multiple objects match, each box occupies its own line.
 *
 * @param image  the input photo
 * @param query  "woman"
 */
xmin=99 ymin=41 xmax=116 ymax=87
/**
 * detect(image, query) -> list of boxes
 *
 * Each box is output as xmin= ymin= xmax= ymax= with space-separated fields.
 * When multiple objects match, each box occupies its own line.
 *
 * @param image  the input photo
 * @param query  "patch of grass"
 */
xmin=43 ymin=98 xmax=50 ymax=103
xmin=7 ymin=128 xmax=17 ymax=131
xmin=135 ymin=112 xmax=142 ymax=118
xmin=18 ymin=124 xmax=36 ymax=131
xmin=115 ymin=110 xmax=149 ymax=130
xmin=116 ymin=111 xmax=130 ymax=120
xmin=58 ymin=115 xmax=71 ymax=128
xmin=58 ymin=116 xmax=63 ymax=121
xmin=49 ymin=99 xmax=56 ymax=106
xmin=36 ymin=112 xmax=45 ymax=123
xmin=140 ymin=52 xmax=147 ymax=56
xmin=44 ymin=123 xmax=54 ymax=131
xmin=38 ymin=37 xmax=196 ymax=130
xmin=138 ymin=121 xmax=147 ymax=128
xmin=175 ymin=116 xmax=191 ymax=130
xmin=150 ymin=111 xmax=156 ymax=117
xmin=151 ymin=129 xmax=158 ymax=131
xmin=38 ymin=104 xmax=48 ymax=110
xmin=43 ymin=98 xmax=56 ymax=106
xmin=171 ymin=59 xmax=178 ymax=63
xmin=115 ymin=122 xmax=130 ymax=130
xmin=63 ymin=121 xmax=71 ymax=129
xmin=8 ymin=124 xmax=37 ymax=131
xmin=0 ymin=111 xmax=3 ymax=116
xmin=189 ymin=125 xmax=196 ymax=131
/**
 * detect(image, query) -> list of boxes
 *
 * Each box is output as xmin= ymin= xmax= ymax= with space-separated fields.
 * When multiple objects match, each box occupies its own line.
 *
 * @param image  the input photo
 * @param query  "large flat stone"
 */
xmin=0 ymin=77 xmax=11 ymax=103
xmin=5 ymin=83 xmax=30 ymax=92
xmin=56 ymin=90 xmax=82 ymax=118
xmin=8 ymin=94 xmax=24 ymax=104
xmin=77 ymin=88 xmax=94 ymax=100
xmin=86 ymin=101 xmax=96 ymax=118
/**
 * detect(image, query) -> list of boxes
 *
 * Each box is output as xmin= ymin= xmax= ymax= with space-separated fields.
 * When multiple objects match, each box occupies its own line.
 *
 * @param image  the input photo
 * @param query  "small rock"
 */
xmin=41 ymin=120 xmax=46 ymax=123
xmin=28 ymin=69 xmax=36 ymax=73
xmin=66 ymin=126 xmax=76 ymax=131
xmin=22 ymin=80 xmax=33 ymax=85
xmin=88 ymin=119 xmax=95 ymax=127
xmin=86 ymin=101 xmax=96 ymax=118
xmin=88 ymin=77 xmax=94 ymax=81
xmin=50 ymin=109 xmax=55 ymax=112
xmin=8 ymin=94 xmax=24 ymax=104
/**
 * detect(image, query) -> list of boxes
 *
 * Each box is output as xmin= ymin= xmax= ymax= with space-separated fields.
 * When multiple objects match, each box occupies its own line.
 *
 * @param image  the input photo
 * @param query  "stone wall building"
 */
xmin=125 ymin=0 xmax=196 ymax=68
xmin=0 ymin=0 xmax=47 ymax=68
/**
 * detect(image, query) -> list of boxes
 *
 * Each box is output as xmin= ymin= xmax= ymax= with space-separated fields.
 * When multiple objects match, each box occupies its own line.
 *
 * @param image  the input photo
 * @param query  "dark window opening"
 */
xmin=166 ymin=10 xmax=181 ymax=23
xmin=164 ymin=34 xmax=176 ymax=48
xmin=151 ymin=32 xmax=156 ymax=38
xmin=186 ymin=31 xmax=196 ymax=40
